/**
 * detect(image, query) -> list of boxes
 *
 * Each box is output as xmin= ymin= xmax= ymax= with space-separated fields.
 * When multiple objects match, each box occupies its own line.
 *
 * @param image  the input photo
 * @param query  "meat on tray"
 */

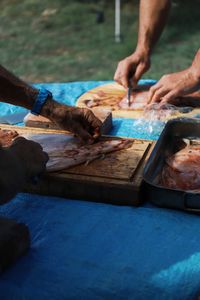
xmin=161 ymin=140 xmax=200 ymax=191
xmin=21 ymin=133 xmax=133 ymax=172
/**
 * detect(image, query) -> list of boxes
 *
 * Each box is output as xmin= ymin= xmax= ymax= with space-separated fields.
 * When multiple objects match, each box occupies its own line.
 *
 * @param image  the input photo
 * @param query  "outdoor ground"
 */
xmin=0 ymin=0 xmax=199 ymax=82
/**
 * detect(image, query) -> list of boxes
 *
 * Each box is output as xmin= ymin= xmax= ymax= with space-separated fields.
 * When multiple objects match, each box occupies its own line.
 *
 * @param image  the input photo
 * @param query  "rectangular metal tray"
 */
xmin=142 ymin=118 xmax=200 ymax=213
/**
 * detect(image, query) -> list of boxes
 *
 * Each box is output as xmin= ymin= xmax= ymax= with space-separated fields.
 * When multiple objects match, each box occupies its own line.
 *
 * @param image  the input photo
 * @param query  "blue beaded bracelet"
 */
xmin=31 ymin=88 xmax=52 ymax=115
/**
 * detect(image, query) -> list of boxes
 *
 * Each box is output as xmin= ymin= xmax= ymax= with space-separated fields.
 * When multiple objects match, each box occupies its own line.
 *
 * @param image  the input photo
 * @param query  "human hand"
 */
xmin=147 ymin=49 xmax=200 ymax=107
xmin=8 ymin=137 xmax=49 ymax=179
xmin=114 ymin=49 xmax=151 ymax=88
xmin=49 ymin=104 xmax=102 ymax=144
xmin=147 ymin=68 xmax=200 ymax=107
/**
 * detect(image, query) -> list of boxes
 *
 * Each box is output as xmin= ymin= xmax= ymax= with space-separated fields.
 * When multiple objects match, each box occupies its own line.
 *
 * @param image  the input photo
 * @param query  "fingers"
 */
xmin=148 ymin=84 xmax=181 ymax=108
xmin=147 ymin=70 xmax=191 ymax=106
xmin=147 ymin=83 xmax=163 ymax=104
xmin=114 ymin=61 xmax=131 ymax=88
xmin=71 ymin=108 xmax=102 ymax=144
xmin=83 ymin=111 xmax=102 ymax=143
xmin=85 ymin=109 xmax=102 ymax=131
xmin=73 ymin=126 xmax=94 ymax=144
xmin=114 ymin=54 xmax=150 ymax=88
xmin=158 ymin=90 xmax=180 ymax=107
xmin=148 ymin=87 xmax=169 ymax=104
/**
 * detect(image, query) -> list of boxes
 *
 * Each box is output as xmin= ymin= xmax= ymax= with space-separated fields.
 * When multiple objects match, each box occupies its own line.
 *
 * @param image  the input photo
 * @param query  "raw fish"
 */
xmin=22 ymin=133 xmax=133 ymax=172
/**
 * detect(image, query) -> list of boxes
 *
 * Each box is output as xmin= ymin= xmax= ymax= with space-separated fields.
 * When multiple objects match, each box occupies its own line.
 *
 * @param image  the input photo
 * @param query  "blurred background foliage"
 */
xmin=0 ymin=0 xmax=199 ymax=82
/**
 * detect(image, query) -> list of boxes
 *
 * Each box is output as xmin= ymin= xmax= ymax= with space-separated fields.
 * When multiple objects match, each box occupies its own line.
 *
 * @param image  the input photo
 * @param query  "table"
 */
xmin=0 ymin=81 xmax=199 ymax=300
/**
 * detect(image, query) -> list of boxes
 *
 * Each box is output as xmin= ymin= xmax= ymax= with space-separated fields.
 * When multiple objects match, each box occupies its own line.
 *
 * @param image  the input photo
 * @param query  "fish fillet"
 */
xmin=22 ymin=133 xmax=133 ymax=172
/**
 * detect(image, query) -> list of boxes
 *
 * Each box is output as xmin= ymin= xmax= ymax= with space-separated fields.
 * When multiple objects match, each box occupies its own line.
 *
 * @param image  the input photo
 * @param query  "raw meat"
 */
xmin=118 ymin=91 xmax=149 ymax=110
xmin=83 ymin=87 xmax=150 ymax=111
xmin=161 ymin=141 xmax=200 ymax=190
xmin=22 ymin=133 xmax=133 ymax=172
xmin=0 ymin=129 xmax=19 ymax=147
xmin=83 ymin=96 xmax=122 ymax=109
xmin=83 ymin=86 xmax=200 ymax=114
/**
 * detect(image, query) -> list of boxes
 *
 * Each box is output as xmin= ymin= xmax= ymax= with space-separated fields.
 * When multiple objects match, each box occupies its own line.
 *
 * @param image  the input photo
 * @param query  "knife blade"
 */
xmin=127 ymin=86 xmax=131 ymax=107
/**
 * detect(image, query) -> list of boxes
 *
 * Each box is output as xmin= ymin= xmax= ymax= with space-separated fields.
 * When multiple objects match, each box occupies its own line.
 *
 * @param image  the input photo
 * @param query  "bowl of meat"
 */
xmin=142 ymin=118 xmax=200 ymax=213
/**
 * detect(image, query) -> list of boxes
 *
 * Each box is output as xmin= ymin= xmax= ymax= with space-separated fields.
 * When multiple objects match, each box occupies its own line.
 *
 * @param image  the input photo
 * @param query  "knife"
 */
xmin=127 ymin=85 xmax=131 ymax=107
xmin=127 ymin=84 xmax=150 ymax=107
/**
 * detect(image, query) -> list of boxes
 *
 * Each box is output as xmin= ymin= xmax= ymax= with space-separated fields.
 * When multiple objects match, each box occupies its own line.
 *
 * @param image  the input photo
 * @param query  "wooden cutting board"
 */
xmin=76 ymin=82 xmax=200 ymax=120
xmin=0 ymin=124 xmax=155 ymax=206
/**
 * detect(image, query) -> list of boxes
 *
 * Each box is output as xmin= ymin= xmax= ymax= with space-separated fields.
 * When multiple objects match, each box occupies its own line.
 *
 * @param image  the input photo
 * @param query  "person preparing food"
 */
xmin=114 ymin=0 xmax=200 ymax=107
xmin=0 ymin=64 xmax=102 ymax=203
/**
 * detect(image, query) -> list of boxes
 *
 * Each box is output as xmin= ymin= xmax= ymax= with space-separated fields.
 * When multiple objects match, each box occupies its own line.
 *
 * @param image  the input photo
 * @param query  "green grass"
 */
xmin=0 ymin=0 xmax=199 ymax=82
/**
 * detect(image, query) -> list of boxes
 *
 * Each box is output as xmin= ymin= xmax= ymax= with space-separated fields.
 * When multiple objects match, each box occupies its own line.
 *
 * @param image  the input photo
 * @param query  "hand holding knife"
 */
xmin=127 ymin=81 xmax=149 ymax=107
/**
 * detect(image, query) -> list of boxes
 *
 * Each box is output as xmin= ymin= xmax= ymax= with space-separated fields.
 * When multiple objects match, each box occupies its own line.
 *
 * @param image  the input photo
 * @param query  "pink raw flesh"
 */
xmin=118 ymin=91 xmax=149 ymax=110
xmin=22 ymin=133 xmax=133 ymax=172
xmin=161 ymin=143 xmax=200 ymax=191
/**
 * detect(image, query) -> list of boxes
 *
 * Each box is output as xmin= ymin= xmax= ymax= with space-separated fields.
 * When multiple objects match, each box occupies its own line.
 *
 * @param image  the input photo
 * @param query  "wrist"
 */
xmin=40 ymin=98 xmax=71 ymax=123
xmin=135 ymin=43 xmax=151 ymax=57
xmin=31 ymin=88 xmax=52 ymax=116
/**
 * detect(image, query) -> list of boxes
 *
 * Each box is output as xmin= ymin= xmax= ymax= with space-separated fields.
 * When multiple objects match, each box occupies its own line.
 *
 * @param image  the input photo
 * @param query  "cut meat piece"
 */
xmin=83 ymin=86 xmax=151 ymax=111
xmin=22 ymin=133 xmax=133 ymax=172
xmin=83 ymin=96 xmax=121 ymax=109
xmin=0 ymin=129 xmax=19 ymax=147
xmin=161 ymin=141 xmax=200 ymax=191
xmin=166 ymin=146 xmax=200 ymax=173
xmin=161 ymin=163 xmax=200 ymax=190
xmin=82 ymin=85 xmax=200 ymax=115
xmin=118 ymin=91 xmax=149 ymax=110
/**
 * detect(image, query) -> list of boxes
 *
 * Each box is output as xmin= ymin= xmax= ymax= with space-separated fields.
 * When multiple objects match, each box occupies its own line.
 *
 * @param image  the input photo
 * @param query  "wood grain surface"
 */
xmin=76 ymin=82 xmax=200 ymax=120
xmin=0 ymin=124 xmax=155 ymax=205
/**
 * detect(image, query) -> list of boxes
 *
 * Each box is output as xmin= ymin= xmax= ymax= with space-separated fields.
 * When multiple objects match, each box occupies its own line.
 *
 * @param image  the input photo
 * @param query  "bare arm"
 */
xmin=0 ymin=65 xmax=102 ymax=143
xmin=114 ymin=0 xmax=171 ymax=88
xmin=137 ymin=0 xmax=171 ymax=55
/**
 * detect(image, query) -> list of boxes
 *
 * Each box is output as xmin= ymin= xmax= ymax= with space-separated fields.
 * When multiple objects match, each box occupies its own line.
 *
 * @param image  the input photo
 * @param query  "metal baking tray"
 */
xmin=142 ymin=118 xmax=200 ymax=213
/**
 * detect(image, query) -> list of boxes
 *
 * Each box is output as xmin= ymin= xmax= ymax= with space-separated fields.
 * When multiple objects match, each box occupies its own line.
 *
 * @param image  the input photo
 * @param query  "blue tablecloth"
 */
xmin=0 ymin=81 xmax=200 ymax=300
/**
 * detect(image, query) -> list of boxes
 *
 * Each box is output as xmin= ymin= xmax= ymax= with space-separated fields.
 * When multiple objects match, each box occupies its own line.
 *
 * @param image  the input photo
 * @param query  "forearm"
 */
xmin=0 ymin=64 xmax=65 ymax=120
xmin=0 ymin=65 xmax=101 ymax=142
xmin=136 ymin=0 xmax=171 ymax=54
xmin=0 ymin=64 xmax=38 ymax=109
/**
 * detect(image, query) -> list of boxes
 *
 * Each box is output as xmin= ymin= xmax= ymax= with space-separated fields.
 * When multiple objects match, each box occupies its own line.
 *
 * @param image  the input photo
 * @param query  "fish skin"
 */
xmin=22 ymin=133 xmax=133 ymax=172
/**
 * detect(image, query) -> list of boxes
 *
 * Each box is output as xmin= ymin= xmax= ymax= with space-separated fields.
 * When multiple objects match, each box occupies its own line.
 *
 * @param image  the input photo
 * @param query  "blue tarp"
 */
xmin=0 ymin=80 xmax=199 ymax=300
